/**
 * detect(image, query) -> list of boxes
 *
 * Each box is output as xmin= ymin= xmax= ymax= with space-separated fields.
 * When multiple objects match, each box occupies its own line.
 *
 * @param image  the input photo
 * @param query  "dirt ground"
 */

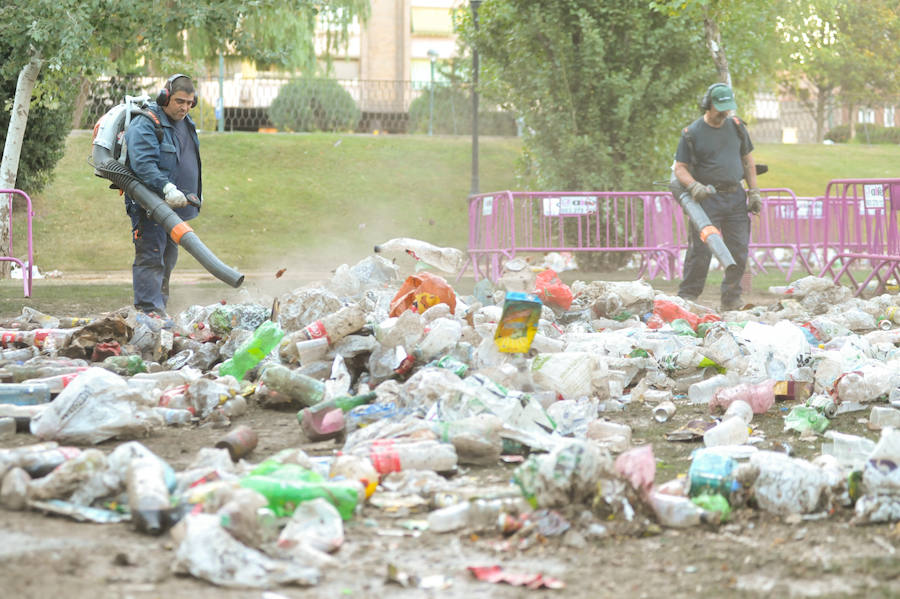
xmin=1 ymin=271 xmax=899 ymax=599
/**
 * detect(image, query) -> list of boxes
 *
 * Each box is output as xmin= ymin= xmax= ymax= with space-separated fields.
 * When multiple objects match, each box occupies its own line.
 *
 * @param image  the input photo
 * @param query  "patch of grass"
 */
xmin=24 ymin=133 xmax=900 ymax=283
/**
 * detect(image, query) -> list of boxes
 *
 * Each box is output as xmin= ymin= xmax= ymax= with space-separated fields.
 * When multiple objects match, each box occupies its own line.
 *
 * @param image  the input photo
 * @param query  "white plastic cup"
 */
xmin=723 ymin=399 xmax=753 ymax=425
xmin=653 ymin=401 xmax=677 ymax=423
xmin=687 ymin=374 xmax=734 ymax=405
xmin=295 ymin=337 xmax=329 ymax=365
xmin=703 ymin=416 xmax=749 ymax=447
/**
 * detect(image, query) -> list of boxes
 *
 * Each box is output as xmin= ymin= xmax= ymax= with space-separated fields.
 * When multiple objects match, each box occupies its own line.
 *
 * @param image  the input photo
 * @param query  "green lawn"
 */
xmin=20 ymin=133 xmax=900 ymax=279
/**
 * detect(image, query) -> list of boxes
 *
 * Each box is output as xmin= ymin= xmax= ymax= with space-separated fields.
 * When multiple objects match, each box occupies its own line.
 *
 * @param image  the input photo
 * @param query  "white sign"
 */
xmin=863 ymin=184 xmax=885 ymax=210
xmin=481 ymin=196 xmax=493 ymax=216
xmin=542 ymin=196 xmax=597 ymax=216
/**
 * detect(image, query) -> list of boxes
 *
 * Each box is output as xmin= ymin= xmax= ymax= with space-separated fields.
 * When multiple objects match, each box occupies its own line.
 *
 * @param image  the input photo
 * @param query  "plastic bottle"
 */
xmin=218 ymin=320 xmax=285 ymax=380
xmin=361 ymin=439 xmax=458 ymax=475
xmin=427 ymin=496 xmax=531 ymax=533
xmin=215 ymin=425 xmax=259 ymax=461
xmin=102 ymin=354 xmax=148 ymax=376
xmin=868 ymin=406 xmax=900 ymax=431
xmin=821 ymin=431 xmax=876 ymax=469
xmin=127 ymin=455 xmax=174 ymax=535
xmin=432 ymin=413 xmax=504 ymax=466
xmin=722 ymin=399 xmax=753 ymax=425
xmin=688 ymin=449 xmax=739 ymax=498
xmin=783 ymin=405 xmax=829 ymax=434
xmin=239 ymin=466 xmax=360 ymax=520
xmin=15 ymin=446 xmax=82 ymax=478
xmin=703 ymin=417 xmax=749 ymax=447
xmin=709 ymin=379 xmax=776 ymax=414
xmin=20 ymin=371 xmax=85 ymax=395
xmin=648 ymin=490 xmax=720 ymax=528
xmin=296 ymin=304 xmax=366 ymax=344
xmin=298 ymin=392 xmax=377 ymax=442
xmin=653 ymin=400 xmax=677 ymax=423
xmin=260 ymin=364 xmax=325 ymax=407
xmin=0 ymin=383 xmax=52 ymax=406
xmin=414 ymin=318 xmax=462 ymax=361
xmin=688 ymin=374 xmax=737 ymax=404
xmin=0 ymin=416 xmax=16 ymax=439
xmin=152 ymin=407 xmax=193 ymax=426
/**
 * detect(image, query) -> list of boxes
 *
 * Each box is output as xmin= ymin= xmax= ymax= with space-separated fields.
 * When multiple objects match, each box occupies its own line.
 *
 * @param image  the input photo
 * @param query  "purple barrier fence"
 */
xmin=464 ymin=191 xmax=679 ymax=282
xmin=0 ymin=189 xmax=35 ymax=297
xmin=818 ymin=178 xmax=900 ymax=296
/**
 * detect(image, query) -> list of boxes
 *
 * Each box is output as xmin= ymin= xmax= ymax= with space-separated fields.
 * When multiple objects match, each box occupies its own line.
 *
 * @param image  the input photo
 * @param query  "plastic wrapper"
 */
xmin=173 ymin=513 xmax=320 ymax=588
xmin=277 ymin=288 xmax=343 ymax=333
xmin=278 ymin=497 xmax=344 ymax=553
xmin=29 ymin=367 xmax=163 ymax=444
xmin=28 ymin=449 xmax=107 ymax=501
xmin=389 ymin=271 xmax=457 ymax=317
xmin=742 ymin=451 xmax=831 ymax=515
xmin=854 ymin=428 xmax=900 ymax=523
xmin=513 ymin=439 xmax=615 ymax=509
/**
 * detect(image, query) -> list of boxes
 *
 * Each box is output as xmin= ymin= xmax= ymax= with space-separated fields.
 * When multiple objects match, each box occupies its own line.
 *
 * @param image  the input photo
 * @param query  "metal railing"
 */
xmin=78 ymin=76 xmax=517 ymax=135
xmin=0 ymin=189 xmax=35 ymax=297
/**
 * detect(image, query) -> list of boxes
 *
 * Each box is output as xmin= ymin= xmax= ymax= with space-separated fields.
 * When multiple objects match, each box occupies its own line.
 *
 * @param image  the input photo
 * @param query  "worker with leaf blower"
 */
xmin=124 ymin=74 xmax=202 ymax=316
xmin=672 ymin=82 xmax=760 ymax=312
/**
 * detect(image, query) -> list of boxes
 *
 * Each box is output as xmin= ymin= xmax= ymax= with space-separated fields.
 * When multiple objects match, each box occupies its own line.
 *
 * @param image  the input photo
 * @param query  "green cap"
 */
xmin=710 ymin=84 xmax=737 ymax=112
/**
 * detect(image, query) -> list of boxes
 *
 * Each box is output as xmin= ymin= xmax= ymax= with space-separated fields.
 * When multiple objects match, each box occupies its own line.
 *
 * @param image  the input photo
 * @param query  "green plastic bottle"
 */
xmin=784 ymin=405 xmax=830 ymax=434
xmin=218 ymin=320 xmax=284 ymax=380
xmin=260 ymin=364 xmax=326 ymax=406
xmin=239 ymin=468 xmax=360 ymax=520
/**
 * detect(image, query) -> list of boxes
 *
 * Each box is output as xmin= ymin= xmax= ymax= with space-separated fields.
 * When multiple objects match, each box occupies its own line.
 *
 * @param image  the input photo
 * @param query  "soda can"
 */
xmin=215 ymin=425 xmax=258 ymax=461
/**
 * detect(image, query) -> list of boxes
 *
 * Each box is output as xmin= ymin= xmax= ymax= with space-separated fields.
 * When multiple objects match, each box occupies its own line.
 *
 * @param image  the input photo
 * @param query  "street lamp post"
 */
xmin=428 ymin=49 xmax=438 ymax=136
xmin=470 ymin=0 xmax=482 ymax=196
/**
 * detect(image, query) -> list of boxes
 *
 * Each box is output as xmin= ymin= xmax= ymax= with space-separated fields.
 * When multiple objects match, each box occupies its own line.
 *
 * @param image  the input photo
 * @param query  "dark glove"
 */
xmin=747 ymin=188 xmax=762 ymax=215
xmin=687 ymin=181 xmax=713 ymax=202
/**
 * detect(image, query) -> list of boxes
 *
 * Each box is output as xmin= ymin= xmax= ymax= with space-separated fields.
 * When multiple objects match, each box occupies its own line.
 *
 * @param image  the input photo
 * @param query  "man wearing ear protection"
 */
xmin=672 ymin=82 xmax=759 ymax=312
xmin=123 ymin=74 xmax=202 ymax=316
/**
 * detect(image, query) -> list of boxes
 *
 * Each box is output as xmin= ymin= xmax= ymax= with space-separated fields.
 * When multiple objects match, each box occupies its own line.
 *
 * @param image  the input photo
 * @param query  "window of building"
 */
xmin=858 ymin=107 xmax=876 ymax=124
xmin=885 ymin=106 xmax=895 ymax=128
xmin=411 ymin=7 xmax=453 ymax=35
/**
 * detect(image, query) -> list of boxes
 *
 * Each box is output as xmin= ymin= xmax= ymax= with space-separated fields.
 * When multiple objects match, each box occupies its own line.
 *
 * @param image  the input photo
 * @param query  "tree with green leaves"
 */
xmin=0 ymin=0 xmax=368 ymax=274
xmin=777 ymin=0 xmax=900 ymax=143
xmin=461 ymin=0 xmax=780 ymax=193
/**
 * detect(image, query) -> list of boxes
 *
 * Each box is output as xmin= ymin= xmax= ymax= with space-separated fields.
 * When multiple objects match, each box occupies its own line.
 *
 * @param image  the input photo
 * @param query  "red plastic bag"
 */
xmin=389 ymin=272 xmax=456 ymax=317
xmin=533 ymin=269 xmax=573 ymax=311
xmin=648 ymin=299 xmax=720 ymax=331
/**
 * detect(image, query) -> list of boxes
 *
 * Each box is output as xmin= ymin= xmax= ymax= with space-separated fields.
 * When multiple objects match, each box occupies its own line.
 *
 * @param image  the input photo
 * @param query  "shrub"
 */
xmin=408 ymin=85 xmax=517 ymax=135
xmin=268 ymin=78 xmax=360 ymax=132
xmin=825 ymin=123 xmax=900 ymax=144
xmin=0 ymin=73 xmax=75 ymax=194
xmin=824 ymin=124 xmax=850 ymax=143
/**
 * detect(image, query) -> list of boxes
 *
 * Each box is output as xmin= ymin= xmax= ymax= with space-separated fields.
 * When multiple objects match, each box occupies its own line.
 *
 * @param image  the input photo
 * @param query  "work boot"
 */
xmin=720 ymin=298 xmax=744 ymax=312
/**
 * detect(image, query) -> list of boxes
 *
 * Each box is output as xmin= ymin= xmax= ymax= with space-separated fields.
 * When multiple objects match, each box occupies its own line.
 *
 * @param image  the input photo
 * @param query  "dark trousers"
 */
xmin=677 ymin=188 xmax=750 ymax=306
xmin=132 ymin=216 xmax=179 ymax=314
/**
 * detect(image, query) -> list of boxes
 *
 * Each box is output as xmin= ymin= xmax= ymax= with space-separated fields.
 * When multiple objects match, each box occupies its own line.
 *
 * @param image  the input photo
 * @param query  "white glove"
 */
xmin=162 ymin=182 xmax=188 ymax=208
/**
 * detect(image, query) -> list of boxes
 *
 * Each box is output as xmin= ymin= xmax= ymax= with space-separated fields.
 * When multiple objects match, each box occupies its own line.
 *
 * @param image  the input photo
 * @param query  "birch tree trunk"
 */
xmin=703 ymin=16 xmax=731 ymax=87
xmin=0 ymin=55 xmax=43 ymax=277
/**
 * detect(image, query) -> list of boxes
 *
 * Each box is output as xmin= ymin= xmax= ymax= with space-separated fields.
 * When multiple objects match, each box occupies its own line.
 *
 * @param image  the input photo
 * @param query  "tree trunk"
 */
xmin=0 ymin=55 xmax=43 ymax=277
xmin=815 ymin=91 xmax=826 ymax=143
xmin=70 ymin=76 xmax=92 ymax=130
xmin=848 ymin=101 xmax=856 ymax=141
xmin=703 ymin=16 xmax=731 ymax=86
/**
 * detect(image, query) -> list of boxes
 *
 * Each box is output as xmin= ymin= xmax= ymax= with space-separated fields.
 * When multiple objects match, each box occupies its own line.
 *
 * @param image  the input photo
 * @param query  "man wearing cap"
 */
xmin=673 ymin=82 xmax=760 ymax=312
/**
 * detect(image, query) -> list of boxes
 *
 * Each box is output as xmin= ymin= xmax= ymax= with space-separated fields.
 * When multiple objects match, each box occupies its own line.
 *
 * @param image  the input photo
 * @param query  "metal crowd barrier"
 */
xmin=817 ymin=178 xmax=900 ymax=296
xmin=0 ymin=189 xmax=35 ymax=297
xmin=462 ymin=186 xmax=855 ymax=287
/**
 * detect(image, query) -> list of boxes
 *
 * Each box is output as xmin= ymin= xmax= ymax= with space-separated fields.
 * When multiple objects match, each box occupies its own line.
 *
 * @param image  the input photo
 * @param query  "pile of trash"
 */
xmin=2 ymin=238 xmax=900 ymax=590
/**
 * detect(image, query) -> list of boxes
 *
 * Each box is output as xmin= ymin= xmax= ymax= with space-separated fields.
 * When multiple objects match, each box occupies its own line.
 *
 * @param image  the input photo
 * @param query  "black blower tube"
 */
xmin=92 ymin=148 xmax=244 ymax=288
xmin=669 ymin=174 xmax=738 ymax=276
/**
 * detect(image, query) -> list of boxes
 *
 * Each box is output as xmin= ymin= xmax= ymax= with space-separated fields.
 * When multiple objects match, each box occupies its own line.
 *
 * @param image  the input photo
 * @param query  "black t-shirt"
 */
xmin=675 ymin=116 xmax=753 ymax=186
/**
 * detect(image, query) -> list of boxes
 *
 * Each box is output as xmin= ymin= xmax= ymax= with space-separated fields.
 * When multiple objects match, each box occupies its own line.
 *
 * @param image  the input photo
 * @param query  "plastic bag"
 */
xmin=534 ymin=269 xmax=573 ymax=311
xmin=30 ymin=367 xmax=163 ymax=444
xmin=173 ymin=513 xmax=320 ymax=588
xmin=389 ymin=272 xmax=457 ymax=317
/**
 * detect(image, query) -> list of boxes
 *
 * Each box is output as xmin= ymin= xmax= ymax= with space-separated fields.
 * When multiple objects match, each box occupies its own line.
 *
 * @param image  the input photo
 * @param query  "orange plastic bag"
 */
xmin=389 ymin=272 xmax=457 ymax=317
xmin=533 ymin=269 xmax=573 ymax=311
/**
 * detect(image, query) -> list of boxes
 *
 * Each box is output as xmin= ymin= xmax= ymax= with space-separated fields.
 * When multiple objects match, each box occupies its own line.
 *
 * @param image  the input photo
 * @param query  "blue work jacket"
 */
xmin=123 ymin=102 xmax=201 ymax=223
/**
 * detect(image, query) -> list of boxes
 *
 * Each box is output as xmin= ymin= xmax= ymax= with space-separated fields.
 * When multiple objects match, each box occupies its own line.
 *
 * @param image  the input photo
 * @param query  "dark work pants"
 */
xmin=677 ymin=188 xmax=750 ymax=306
xmin=132 ymin=215 xmax=179 ymax=314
